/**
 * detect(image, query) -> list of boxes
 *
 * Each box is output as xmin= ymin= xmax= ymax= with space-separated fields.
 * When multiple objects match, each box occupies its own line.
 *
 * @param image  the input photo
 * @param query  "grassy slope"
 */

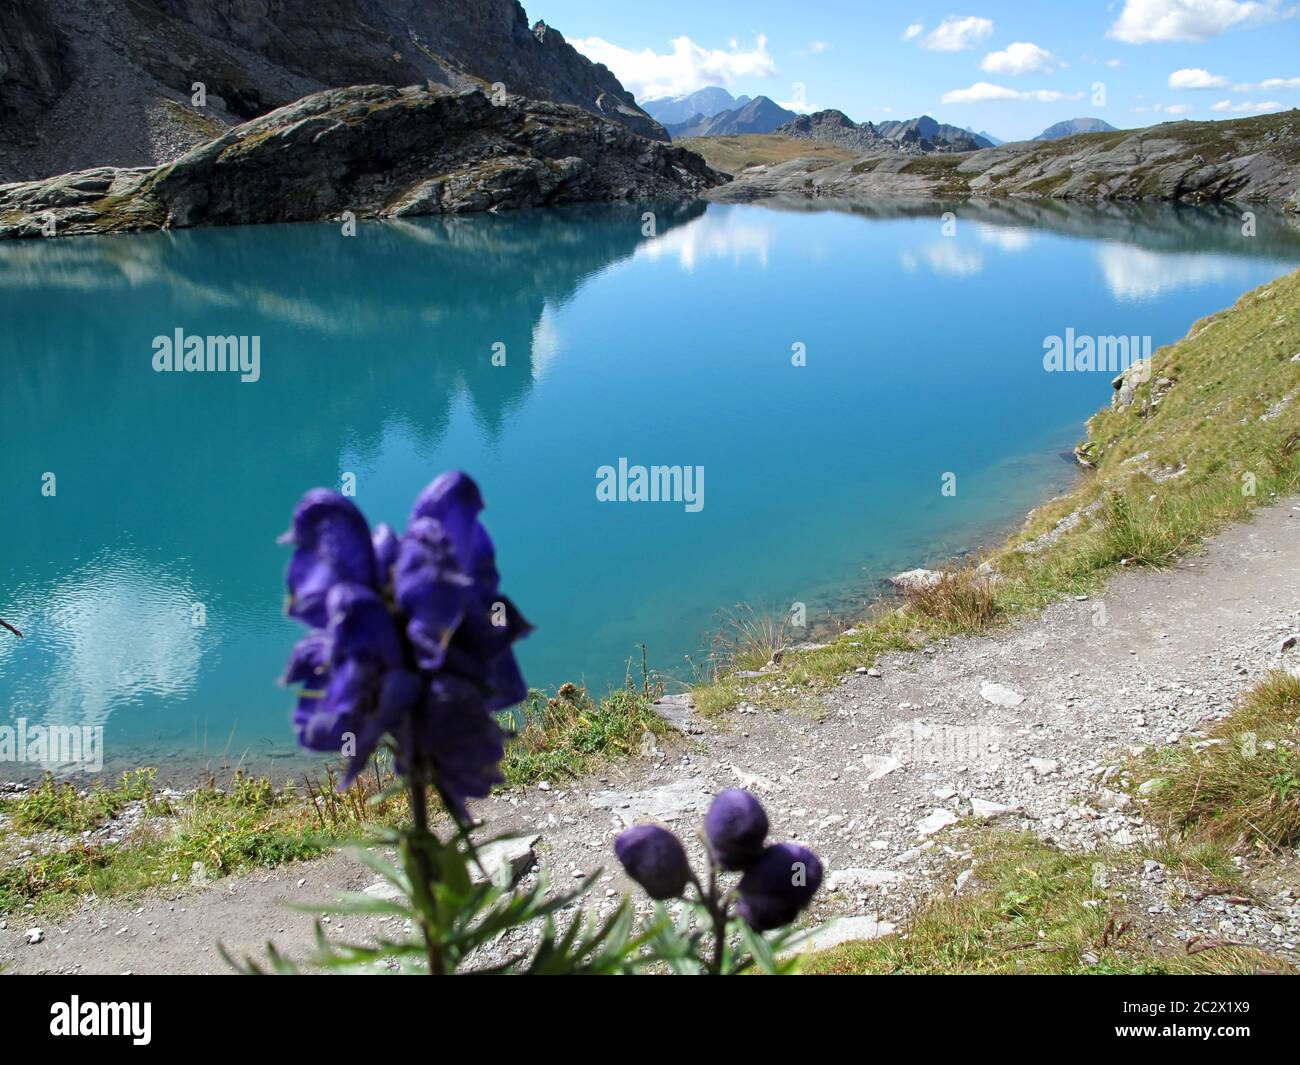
xmin=679 ymin=134 xmax=858 ymax=176
xmin=778 ymin=270 xmax=1300 ymax=973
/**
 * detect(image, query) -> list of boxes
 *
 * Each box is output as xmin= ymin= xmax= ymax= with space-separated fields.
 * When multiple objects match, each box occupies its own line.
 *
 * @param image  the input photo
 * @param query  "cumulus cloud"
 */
xmin=1210 ymin=98 xmax=1284 ymax=111
xmin=941 ymin=81 xmax=1082 ymax=103
xmin=917 ymin=16 xmax=994 ymax=52
xmin=902 ymin=23 xmax=925 ymax=41
xmin=980 ymin=42 xmax=1060 ymax=75
xmin=570 ymin=34 xmax=777 ymax=101
xmin=1108 ymin=0 xmax=1286 ymax=44
xmin=1168 ymin=67 xmax=1231 ymax=88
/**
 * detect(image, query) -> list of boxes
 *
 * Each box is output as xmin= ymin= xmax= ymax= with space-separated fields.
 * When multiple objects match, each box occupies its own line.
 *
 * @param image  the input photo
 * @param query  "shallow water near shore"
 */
xmin=2 ymin=198 xmax=1299 ymax=778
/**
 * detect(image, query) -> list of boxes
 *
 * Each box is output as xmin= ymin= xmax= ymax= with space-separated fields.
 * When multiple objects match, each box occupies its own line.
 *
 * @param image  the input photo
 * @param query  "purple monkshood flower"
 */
xmin=279 ymin=472 xmax=531 ymax=817
xmin=704 ymin=788 xmax=769 ymax=871
xmin=736 ymin=843 xmax=824 ymax=932
xmin=614 ymin=825 xmax=692 ymax=900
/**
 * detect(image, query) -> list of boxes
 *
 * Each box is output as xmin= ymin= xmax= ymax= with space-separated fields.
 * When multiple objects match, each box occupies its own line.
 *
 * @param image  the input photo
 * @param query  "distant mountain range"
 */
xmin=666 ymin=96 xmax=796 ymax=138
xmin=1033 ymin=118 xmax=1118 ymax=141
xmin=642 ymin=87 xmax=752 ymax=125
xmin=967 ymin=127 xmax=1003 ymax=146
xmin=776 ymin=110 xmax=992 ymax=154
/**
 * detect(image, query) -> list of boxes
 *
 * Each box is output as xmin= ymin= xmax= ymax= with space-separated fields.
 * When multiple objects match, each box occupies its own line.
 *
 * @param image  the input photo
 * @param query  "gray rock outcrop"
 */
xmin=0 ymin=84 xmax=727 ymax=239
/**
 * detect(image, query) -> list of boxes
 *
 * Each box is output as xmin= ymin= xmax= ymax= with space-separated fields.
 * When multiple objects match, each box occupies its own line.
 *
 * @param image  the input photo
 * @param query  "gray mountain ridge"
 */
xmin=0 ymin=0 xmax=668 ymax=182
xmin=666 ymin=96 xmax=797 ymax=138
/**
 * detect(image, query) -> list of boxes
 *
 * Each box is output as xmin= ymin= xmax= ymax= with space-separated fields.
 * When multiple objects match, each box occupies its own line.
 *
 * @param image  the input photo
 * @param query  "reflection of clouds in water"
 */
xmin=530 ymin=306 xmax=564 ymax=380
xmin=1097 ymin=244 xmax=1245 ymax=301
xmin=975 ymin=225 xmax=1033 ymax=252
xmin=636 ymin=211 xmax=773 ymax=272
xmin=2 ymin=555 xmax=205 ymax=731
xmin=899 ymin=242 xmax=985 ymax=278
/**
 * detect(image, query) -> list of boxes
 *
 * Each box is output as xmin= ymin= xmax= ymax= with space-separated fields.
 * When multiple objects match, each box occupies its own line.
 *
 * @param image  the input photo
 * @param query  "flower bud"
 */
xmin=705 ymin=788 xmax=768 ymax=870
xmin=614 ymin=824 xmax=691 ymax=900
xmin=736 ymin=843 xmax=823 ymax=932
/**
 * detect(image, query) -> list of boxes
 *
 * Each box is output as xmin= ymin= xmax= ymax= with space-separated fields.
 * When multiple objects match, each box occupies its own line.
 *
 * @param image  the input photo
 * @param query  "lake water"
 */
xmin=2 ymin=198 xmax=1298 ymax=777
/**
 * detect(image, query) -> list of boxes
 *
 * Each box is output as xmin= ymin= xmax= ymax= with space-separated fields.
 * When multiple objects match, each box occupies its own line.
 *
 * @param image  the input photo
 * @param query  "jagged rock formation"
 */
xmin=0 ymin=84 xmax=726 ymax=239
xmin=777 ymin=110 xmax=900 ymax=154
xmin=875 ymin=115 xmax=991 ymax=151
xmin=775 ymin=110 xmax=988 ymax=154
xmin=0 ymin=0 xmax=666 ymax=182
xmin=665 ymin=97 xmax=796 ymax=138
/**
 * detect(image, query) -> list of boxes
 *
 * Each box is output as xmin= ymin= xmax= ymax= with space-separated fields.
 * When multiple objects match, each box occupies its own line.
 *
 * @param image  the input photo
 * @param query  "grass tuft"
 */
xmin=1134 ymin=670 xmax=1300 ymax=853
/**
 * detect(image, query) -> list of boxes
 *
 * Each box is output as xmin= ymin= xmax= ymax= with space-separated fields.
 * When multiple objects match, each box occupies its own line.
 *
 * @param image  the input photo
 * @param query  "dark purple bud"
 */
xmin=705 ymin=788 xmax=769 ymax=870
xmin=614 ymin=825 xmax=691 ymax=900
xmin=736 ymin=843 xmax=823 ymax=932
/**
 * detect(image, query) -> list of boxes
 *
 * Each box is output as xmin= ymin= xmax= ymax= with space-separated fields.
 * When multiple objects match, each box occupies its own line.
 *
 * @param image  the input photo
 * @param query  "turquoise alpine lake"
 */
xmin=2 ymin=198 xmax=1299 ymax=777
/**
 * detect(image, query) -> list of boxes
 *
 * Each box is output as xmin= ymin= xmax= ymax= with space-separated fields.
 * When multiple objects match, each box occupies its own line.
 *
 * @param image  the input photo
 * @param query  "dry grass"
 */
xmin=902 ymin=568 xmax=1001 ymax=631
xmin=679 ymin=134 xmax=858 ymax=175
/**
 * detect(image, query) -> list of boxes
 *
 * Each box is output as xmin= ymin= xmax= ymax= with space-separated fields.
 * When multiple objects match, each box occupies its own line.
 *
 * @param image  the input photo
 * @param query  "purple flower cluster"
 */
xmin=614 ymin=788 xmax=823 ymax=932
xmin=279 ymin=472 xmax=531 ymax=817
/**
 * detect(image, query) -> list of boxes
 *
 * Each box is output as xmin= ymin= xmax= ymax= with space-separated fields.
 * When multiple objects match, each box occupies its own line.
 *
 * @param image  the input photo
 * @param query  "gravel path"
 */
xmin=6 ymin=500 xmax=1300 ymax=974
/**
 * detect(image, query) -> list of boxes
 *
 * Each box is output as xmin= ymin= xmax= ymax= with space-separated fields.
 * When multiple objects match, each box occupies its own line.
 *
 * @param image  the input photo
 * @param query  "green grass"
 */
xmin=0 ymin=769 xmax=401 ymax=916
xmin=1133 ymin=670 xmax=1300 ymax=853
xmin=501 ymin=683 xmax=669 ymax=787
xmin=798 ymin=832 xmax=1290 ymax=975
xmin=678 ymin=135 xmax=858 ymax=175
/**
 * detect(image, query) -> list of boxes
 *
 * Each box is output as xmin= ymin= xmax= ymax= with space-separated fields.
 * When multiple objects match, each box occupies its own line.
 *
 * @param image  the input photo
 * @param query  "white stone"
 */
xmin=970 ymin=797 xmax=1015 ymax=820
xmin=25 ymin=928 xmax=43 ymax=945
xmin=862 ymin=754 xmax=903 ymax=782
xmin=916 ymin=808 xmax=959 ymax=838
xmin=1029 ymin=757 xmax=1060 ymax=777
xmin=980 ymin=682 xmax=1025 ymax=708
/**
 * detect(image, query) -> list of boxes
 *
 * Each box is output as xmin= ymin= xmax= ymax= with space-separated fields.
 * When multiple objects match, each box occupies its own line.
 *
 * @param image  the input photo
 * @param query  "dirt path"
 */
xmin=6 ymin=501 xmax=1300 ymax=974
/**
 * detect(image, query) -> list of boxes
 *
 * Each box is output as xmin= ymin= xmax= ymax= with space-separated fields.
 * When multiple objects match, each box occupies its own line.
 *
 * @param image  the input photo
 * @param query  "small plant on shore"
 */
xmin=615 ymin=788 xmax=823 ymax=974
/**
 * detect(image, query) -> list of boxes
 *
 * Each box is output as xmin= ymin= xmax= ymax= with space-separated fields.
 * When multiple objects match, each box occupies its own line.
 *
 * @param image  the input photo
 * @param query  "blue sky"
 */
xmin=529 ymin=0 xmax=1300 ymax=140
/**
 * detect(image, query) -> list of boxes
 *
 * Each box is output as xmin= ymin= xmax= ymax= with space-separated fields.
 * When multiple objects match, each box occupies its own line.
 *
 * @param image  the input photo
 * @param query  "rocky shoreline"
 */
xmin=0 ymin=84 xmax=726 ymax=240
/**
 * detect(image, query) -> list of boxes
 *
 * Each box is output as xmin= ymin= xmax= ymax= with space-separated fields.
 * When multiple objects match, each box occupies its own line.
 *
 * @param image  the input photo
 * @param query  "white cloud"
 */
xmin=1168 ymin=67 xmax=1230 ymax=88
xmin=1210 ymin=97 xmax=1284 ymax=111
xmin=1235 ymin=75 xmax=1300 ymax=89
xmin=918 ymin=16 xmax=994 ymax=52
xmin=981 ymin=42 xmax=1060 ymax=75
xmin=1108 ymin=0 xmax=1286 ymax=44
xmin=902 ymin=23 xmax=924 ymax=41
xmin=802 ymin=40 xmax=831 ymax=54
xmin=570 ymin=34 xmax=776 ymax=100
xmin=1162 ymin=103 xmax=1195 ymax=112
xmin=941 ymin=81 xmax=1083 ymax=103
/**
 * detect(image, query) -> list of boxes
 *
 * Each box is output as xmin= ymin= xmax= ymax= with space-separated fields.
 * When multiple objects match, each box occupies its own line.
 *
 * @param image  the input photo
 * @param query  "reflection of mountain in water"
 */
xmin=754 ymin=195 xmax=1300 ymax=261
xmin=0 ymin=200 xmax=706 ymax=446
